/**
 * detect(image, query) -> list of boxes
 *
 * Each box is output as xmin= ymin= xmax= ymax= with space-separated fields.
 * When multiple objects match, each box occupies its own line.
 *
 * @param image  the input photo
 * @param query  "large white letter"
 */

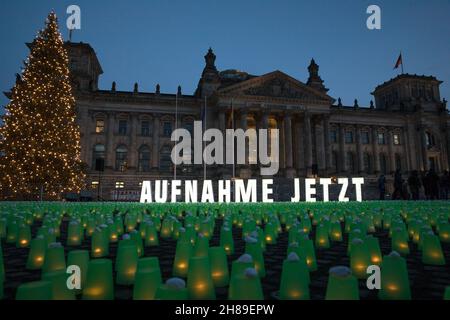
xmin=320 ymin=178 xmax=332 ymax=202
xmin=66 ymin=265 xmax=81 ymax=290
xmin=218 ymin=180 xmax=231 ymax=203
xmin=291 ymin=178 xmax=301 ymax=202
xmin=185 ymin=180 xmax=198 ymax=203
xmin=203 ymin=129 xmax=224 ymax=165
xmin=171 ymin=180 xmax=182 ymax=203
xmin=338 ymin=178 xmax=349 ymax=202
xmin=262 ymin=179 xmax=273 ymax=203
xmin=154 ymin=180 xmax=168 ymax=203
xmin=66 ymin=5 xmax=81 ymax=30
xmin=305 ymin=178 xmax=316 ymax=202
xmin=235 ymin=179 xmax=257 ymax=203
xmin=352 ymin=177 xmax=364 ymax=202
xmin=366 ymin=5 xmax=381 ymax=30
xmin=140 ymin=181 xmax=153 ymax=203
xmin=201 ymin=180 xmax=215 ymax=203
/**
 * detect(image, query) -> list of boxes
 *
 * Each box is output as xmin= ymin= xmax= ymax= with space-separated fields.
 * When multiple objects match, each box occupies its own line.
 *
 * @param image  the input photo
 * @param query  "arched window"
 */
xmin=115 ymin=145 xmax=128 ymax=172
xmin=159 ymin=145 xmax=172 ymax=171
xmin=363 ymin=153 xmax=371 ymax=174
xmin=92 ymin=144 xmax=105 ymax=169
xmin=346 ymin=152 xmax=355 ymax=174
xmin=138 ymin=146 xmax=151 ymax=172
xmin=380 ymin=154 xmax=387 ymax=174
xmin=395 ymin=154 xmax=402 ymax=171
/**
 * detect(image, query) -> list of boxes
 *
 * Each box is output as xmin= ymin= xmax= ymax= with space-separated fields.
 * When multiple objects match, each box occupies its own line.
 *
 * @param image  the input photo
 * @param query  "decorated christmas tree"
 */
xmin=0 ymin=12 xmax=84 ymax=200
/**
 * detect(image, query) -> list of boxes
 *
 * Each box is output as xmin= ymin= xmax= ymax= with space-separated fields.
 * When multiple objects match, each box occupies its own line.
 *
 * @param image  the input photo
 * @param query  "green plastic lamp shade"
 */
xmin=144 ymin=223 xmax=159 ymax=247
xmin=160 ymin=218 xmax=173 ymax=239
xmin=173 ymin=240 xmax=193 ymax=277
xmin=91 ymin=227 xmax=109 ymax=258
xmin=444 ymin=286 xmax=450 ymax=300
xmin=193 ymin=234 xmax=210 ymax=258
xmin=42 ymin=270 xmax=76 ymax=300
xmin=115 ymin=241 xmax=139 ymax=285
xmin=67 ymin=250 xmax=89 ymax=294
xmin=67 ymin=221 xmax=82 ymax=246
xmin=315 ymin=224 xmax=330 ymax=249
xmin=83 ymin=259 xmax=114 ymax=300
xmin=187 ymin=256 xmax=216 ymax=300
xmin=438 ymin=224 xmax=450 ymax=243
xmin=208 ymin=246 xmax=230 ymax=287
xmin=155 ymin=278 xmax=189 ymax=300
xmin=365 ymin=235 xmax=382 ymax=265
xmin=228 ymin=268 xmax=264 ymax=300
xmin=298 ymin=238 xmax=317 ymax=271
xmin=26 ymin=236 xmax=46 ymax=270
xmin=133 ymin=269 xmax=162 ymax=300
xmin=421 ymin=233 xmax=446 ymax=265
xmin=219 ymin=227 xmax=234 ymax=255
xmin=0 ymin=218 xmax=6 ymax=239
xmin=378 ymin=251 xmax=411 ymax=300
xmin=130 ymin=230 xmax=144 ymax=257
xmin=16 ymin=225 xmax=31 ymax=248
xmin=16 ymin=281 xmax=53 ymax=300
xmin=264 ymin=223 xmax=278 ymax=245
xmin=391 ymin=230 xmax=410 ymax=255
xmin=349 ymin=238 xmax=371 ymax=279
xmin=325 ymin=266 xmax=359 ymax=300
xmin=137 ymin=257 xmax=162 ymax=275
xmin=245 ymin=238 xmax=266 ymax=277
xmin=42 ymin=243 xmax=66 ymax=275
xmin=329 ymin=222 xmax=343 ymax=242
xmin=6 ymin=221 xmax=18 ymax=244
xmin=278 ymin=253 xmax=310 ymax=300
xmin=230 ymin=254 xmax=255 ymax=280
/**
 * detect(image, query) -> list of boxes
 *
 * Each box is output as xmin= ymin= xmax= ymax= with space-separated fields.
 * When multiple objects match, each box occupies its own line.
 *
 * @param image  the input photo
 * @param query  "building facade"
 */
xmin=66 ymin=42 xmax=449 ymax=200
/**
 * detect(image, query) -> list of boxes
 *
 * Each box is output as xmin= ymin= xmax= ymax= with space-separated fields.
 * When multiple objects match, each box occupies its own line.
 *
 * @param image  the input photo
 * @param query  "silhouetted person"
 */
xmin=378 ymin=174 xmax=386 ymax=200
xmin=392 ymin=169 xmax=403 ymax=200
xmin=426 ymin=169 xmax=439 ymax=200
xmin=439 ymin=170 xmax=450 ymax=200
xmin=408 ymin=170 xmax=421 ymax=200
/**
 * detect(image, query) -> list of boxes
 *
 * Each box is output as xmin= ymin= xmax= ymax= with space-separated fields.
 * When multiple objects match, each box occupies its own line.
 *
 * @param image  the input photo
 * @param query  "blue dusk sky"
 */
xmin=0 ymin=0 xmax=449 ymax=113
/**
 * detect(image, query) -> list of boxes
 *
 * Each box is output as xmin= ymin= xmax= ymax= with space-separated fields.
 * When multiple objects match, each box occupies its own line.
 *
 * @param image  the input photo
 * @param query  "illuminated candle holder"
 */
xmin=378 ymin=251 xmax=411 ymax=300
xmin=85 ymin=219 xmax=96 ymax=237
xmin=365 ymin=236 xmax=382 ymax=265
xmin=245 ymin=237 xmax=266 ymax=277
xmin=187 ymin=256 xmax=216 ymax=300
xmin=144 ymin=222 xmax=159 ymax=247
xmin=16 ymin=224 xmax=31 ymax=248
xmin=278 ymin=253 xmax=310 ymax=300
xmin=173 ymin=240 xmax=193 ymax=277
xmin=91 ymin=227 xmax=109 ymax=258
xmin=115 ymin=240 xmax=139 ymax=285
xmin=6 ymin=221 xmax=18 ymax=244
xmin=329 ymin=222 xmax=343 ymax=242
xmin=137 ymin=257 xmax=161 ymax=274
xmin=296 ymin=237 xmax=317 ymax=272
xmin=421 ymin=232 xmax=446 ymax=265
xmin=16 ymin=281 xmax=53 ymax=300
xmin=130 ymin=230 xmax=144 ymax=257
xmin=67 ymin=250 xmax=89 ymax=294
xmin=391 ymin=229 xmax=410 ymax=255
xmin=42 ymin=243 xmax=66 ymax=275
xmin=208 ymin=246 xmax=229 ymax=287
xmin=438 ymin=224 xmax=450 ymax=243
xmin=67 ymin=221 xmax=82 ymax=246
xmin=350 ymin=239 xmax=371 ymax=279
xmin=193 ymin=234 xmax=209 ymax=258
xmin=228 ymin=268 xmax=264 ymax=300
xmin=133 ymin=268 xmax=162 ymax=300
xmin=42 ymin=270 xmax=76 ymax=300
xmin=26 ymin=236 xmax=46 ymax=270
xmin=325 ymin=266 xmax=359 ymax=300
xmin=83 ymin=259 xmax=114 ymax=300
xmin=219 ymin=227 xmax=234 ymax=255
xmin=264 ymin=223 xmax=277 ymax=245
xmin=155 ymin=278 xmax=188 ymax=300
xmin=315 ymin=224 xmax=330 ymax=249
xmin=160 ymin=218 xmax=173 ymax=239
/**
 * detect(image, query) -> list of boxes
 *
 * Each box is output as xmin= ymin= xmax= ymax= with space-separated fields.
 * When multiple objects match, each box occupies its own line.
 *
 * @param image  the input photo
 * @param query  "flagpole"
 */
xmin=401 ymin=51 xmax=405 ymax=74
xmin=174 ymin=89 xmax=178 ymax=180
xmin=203 ymin=96 xmax=207 ymax=181
xmin=231 ymin=98 xmax=235 ymax=179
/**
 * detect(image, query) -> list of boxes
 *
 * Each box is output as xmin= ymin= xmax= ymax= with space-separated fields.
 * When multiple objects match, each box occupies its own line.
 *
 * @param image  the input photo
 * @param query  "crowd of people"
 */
xmin=377 ymin=169 xmax=450 ymax=200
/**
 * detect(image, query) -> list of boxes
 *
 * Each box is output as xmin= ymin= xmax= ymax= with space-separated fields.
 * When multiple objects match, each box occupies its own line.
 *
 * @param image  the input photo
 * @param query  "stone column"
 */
xmin=304 ymin=112 xmax=313 ymax=176
xmin=419 ymin=126 xmax=428 ymax=171
xmin=402 ymin=128 xmax=411 ymax=171
xmin=129 ymin=114 xmax=138 ymax=170
xmin=151 ymin=115 xmax=160 ymax=169
xmin=278 ymin=115 xmax=285 ymax=170
xmin=106 ymin=112 xmax=115 ymax=169
xmin=315 ymin=116 xmax=326 ymax=173
xmin=338 ymin=124 xmax=346 ymax=173
xmin=387 ymin=128 xmax=395 ymax=173
xmin=356 ymin=125 xmax=364 ymax=173
xmin=371 ymin=126 xmax=380 ymax=173
xmin=406 ymin=117 xmax=418 ymax=170
xmin=284 ymin=113 xmax=295 ymax=177
xmin=323 ymin=115 xmax=333 ymax=174
xmin=295 ymin=116 xmax=305 ymax=173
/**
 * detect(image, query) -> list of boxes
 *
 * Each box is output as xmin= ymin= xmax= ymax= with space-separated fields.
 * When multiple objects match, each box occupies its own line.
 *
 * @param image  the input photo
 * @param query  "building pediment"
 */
xmin=218 ymin=70 xmax=335 ymax=104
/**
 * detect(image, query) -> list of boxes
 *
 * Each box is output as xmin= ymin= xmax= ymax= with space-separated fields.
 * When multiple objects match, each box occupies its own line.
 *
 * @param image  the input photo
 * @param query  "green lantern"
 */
xmin=365 ymin=236 xmax=382 ymax=265
xmin=325 ymin=266 xmax=359 ymax=300
xmin=278 ymin=253 xmax=310 ymax=300
xmin=378 ymin=251 xmax=411 ymax=300
xmin=16 ymin=224 xmax=31 ymax=248
xmin=391 ymin=229 xmax=410 ymax=255
xmin=137 ymin=257 xmax=161 ymax=274
xmin=444 ymin=286 xmax=450 ymax=300
xmin=422 ymin=232 xmax=446 ymax=265
xmin=0 ymin=218 xmax=6 ymax=239
xmin=67 ymin=250 xmax=89 ymax=294
xmin=42 ymin=243 xmax=66 ymax=275
xmin=16 ymin=281 xmax=53 ymax=300
xmin=230 ymin=254 xmax=255 ymax=280
xmin=299 ymin=238 xmax=317 ymax=271
xmin=315 ymin=223 xmax=330 ymax=249
xmin=6 ymin=221 xmax=18 ymax=244
xmin=130 ymin=230 xmax=144 ymax=257
xmin=83 ymin=259 xmax=114 ymax=300
xmin=229 ymin=268 xmax=264 ymax=300
xmin=349 ymin=238 xmax=371 ymax=279
xmin=144 ymin=222 xmax=159 ymax=247
xmin=67 ymin=221 xmax=82 ymax=246
xmin=187 ymin=256 xmax=216 ymax=300
xmin=133 ymin=269 xmax=162 ymax=300
xmin=194 ymin=234 xmax=210 ymax=257
xmin=91 ymin=227 xmax=109 ymax=258
xmin=438 ymin=224 xmax=450 ymax=243
xmin=155 ymin=278 xmax=189 ymax=300
xmin=208 ymin=247 xmax=229 ymax=287
xmin=42 ymin=270 xmax=76 ymax=300
xmin=115 ymin=241 xmax=139 ymax=285
xmin=329 ymin=222 xmax=343 ymax=242
xmin=26 ymin=236 xmax=46 ymax=270
xmin=160 ymin=218 xmax=173 ymax=239
xmin=219 ymin=227 xmax=234 ymax=255
xmin=173 ymin=239 xmax=193 ymax=277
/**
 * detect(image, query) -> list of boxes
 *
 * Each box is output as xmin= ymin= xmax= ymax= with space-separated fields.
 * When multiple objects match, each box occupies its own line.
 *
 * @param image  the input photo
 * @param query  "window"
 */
xmin=377 ymin=132 xmax=386 ymax=145
xmin=115 ymin=145 xmax=128 ymax=172
xmin=141 ymin=121 xmax=151 ymax=136
xmin=138 ymin=146 xmax=151 ymax=172
xmin=329 ymin=130 xmax=337 ymax=143
xmin=345 ymin=131 xmax=354 ymax=144
xmin=115 ymin=182 xmax=125 ymax=189
xmin=393 ymin=133 xmax=401 ymax=145
xmin=163 ymin=121 xmax=173 ymax=137
xmin=361 ymin=131 xmax=370 ymax=144
xmin=380 ymin=154 xmax=387 ymax=174
xmin=118 ymin=120 xmax=128 ymax=135
xmin=95 ymin=119 xmax=105 ymax=133
xmin=159 ymin=145 xmax=172 ymax=171
xmin=363 ymin=153 xmax=371 ymax=174
xmin=183 ymin=121 xmax=194 ymax=135
xmin=92 ymin=144 xmax=105 ymax=170
xmin=425 ymin=132 xmax=436 ymax=148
